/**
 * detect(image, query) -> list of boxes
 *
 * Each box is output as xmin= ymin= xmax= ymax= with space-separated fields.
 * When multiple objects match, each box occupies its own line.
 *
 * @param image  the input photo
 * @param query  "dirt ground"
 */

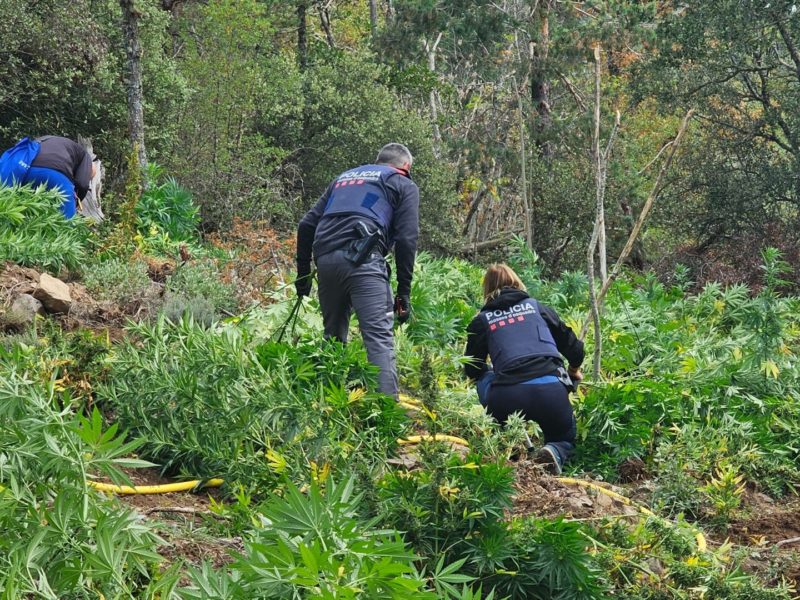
xmin=0 ymin=262 xmax=128 ymax=338
xmin=99 ymin=468 xmax=240 ymax=579
xmin=511 ymin=460 xmax=800 ymax=589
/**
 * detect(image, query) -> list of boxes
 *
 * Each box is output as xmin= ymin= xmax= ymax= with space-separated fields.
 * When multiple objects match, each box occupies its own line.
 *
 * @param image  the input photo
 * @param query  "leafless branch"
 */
xmin=580 ymin=109 xmax=694 ymax=341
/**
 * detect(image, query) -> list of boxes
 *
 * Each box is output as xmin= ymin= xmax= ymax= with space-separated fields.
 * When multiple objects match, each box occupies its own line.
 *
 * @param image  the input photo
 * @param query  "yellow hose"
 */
xmin=88 ymin=478 xmax=224 ymax=495
xmin=556 ymin=477 xmax=707 ymax=553
xmin=398 ymin=393 xmax=423 ymax=407
xmin=398 ymin=433 xmax=470 ymax=447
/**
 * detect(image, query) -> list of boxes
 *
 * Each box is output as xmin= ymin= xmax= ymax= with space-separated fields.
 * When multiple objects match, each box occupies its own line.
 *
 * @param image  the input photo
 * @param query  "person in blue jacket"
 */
xmin=23 ymin=136 xmax=96 ymax=219
xmin=464 ymin=263 xmax=584 ymax=474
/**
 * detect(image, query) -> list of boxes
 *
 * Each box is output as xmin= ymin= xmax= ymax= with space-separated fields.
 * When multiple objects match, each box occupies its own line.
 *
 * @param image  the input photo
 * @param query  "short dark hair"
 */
xmin=376 ymin=143 xmax=413 ymax=168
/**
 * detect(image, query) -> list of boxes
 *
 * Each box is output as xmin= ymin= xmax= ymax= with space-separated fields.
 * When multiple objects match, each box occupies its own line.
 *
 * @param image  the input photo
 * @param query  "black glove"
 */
xmin=394 ymin=294 xmax=411 ymax=324
xmin=295 ymin=265 xmax=312 ymax=297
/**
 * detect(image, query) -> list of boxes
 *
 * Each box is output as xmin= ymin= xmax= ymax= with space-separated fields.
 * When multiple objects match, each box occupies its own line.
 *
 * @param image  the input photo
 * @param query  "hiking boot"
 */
xmin=530 ymin=444 xmax=563 ymax=476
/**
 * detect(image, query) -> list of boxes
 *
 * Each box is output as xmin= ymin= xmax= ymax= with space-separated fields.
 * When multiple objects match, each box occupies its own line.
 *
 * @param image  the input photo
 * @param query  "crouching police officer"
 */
xmin=295 ymin=143 xmax=419 ymax=397
xmin=464 ymin=264 xmax=584 ymax=474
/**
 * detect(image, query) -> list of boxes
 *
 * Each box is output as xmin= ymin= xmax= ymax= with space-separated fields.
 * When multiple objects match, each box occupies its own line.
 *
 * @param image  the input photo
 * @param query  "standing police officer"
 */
xmin=295 ymin=143 xmax=419 ymax=397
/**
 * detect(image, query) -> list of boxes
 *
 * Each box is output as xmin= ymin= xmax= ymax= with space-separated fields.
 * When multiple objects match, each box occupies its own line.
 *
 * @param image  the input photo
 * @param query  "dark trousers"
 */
xmin=316 ymin=249 xmax=397 ymax=396
xmin=478 ymin=372 xmax=576 ymax=463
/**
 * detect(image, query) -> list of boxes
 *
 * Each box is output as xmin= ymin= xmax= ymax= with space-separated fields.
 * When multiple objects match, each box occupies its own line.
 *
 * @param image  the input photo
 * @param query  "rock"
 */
xmin=33 ymin=273 xmax=72 ymax=314
xmin=6 ymin=293 xmax=44 ymax=325
xmin=566 ymin=497 xmax=587 ymax=512
xmin=646 ymin=558 xmax=666 ymax=576
xmin=754 ymin=492 xmax=774 ymax=505
xmin=595 ymin=491 xmax=615 ymax=508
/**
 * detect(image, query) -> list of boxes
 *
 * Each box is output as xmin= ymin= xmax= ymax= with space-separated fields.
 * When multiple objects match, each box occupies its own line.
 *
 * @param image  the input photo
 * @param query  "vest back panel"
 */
xmin=322 ymin=164 xmax=398 ymax=229
xmin=484 ymin=299 xmax=561 ymax=373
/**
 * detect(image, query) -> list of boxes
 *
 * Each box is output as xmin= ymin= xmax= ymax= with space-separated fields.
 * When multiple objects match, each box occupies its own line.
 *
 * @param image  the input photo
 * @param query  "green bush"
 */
xmin=165 ymin=259 xmax=236 ymax=321
xmin=83 ymin=257 xmax=152 ymax=306
xmin=137 ymin=164 xmax=200 ymax=242
xmin=181 ymin=477 xmax=435 ymax=599
xmin=0 ymin=343 xmax=169 ymax=597
xmin=98 ymin=316 xmax=406 ymax=495
xmin=0 ymin=184 xmax=91 ymax=273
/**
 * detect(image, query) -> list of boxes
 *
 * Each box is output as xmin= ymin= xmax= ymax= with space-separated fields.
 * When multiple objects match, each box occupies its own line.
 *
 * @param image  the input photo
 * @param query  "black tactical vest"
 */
xmin=484 ymin=299 xmax=562 ymax=373
xmin=322 ymin=164 xmax=399 ymax=229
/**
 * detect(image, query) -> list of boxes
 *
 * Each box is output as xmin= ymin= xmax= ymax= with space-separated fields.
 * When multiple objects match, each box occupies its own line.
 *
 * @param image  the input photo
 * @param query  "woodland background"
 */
xmin=3 ymin=0 xmax=799 ymax=285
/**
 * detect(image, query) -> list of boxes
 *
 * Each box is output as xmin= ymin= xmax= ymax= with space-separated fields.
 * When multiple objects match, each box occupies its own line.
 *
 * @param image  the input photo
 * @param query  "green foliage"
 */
xmin=378 ymin=449 xmax=514 ymax=560
xmin=163 ymin=259 xmax=237 ymax=323
xmin=500 ymin=518 xmax=607 ymax=600
xmin=406 ymin=253 xmax=483 ymax=347
xmin=0 ymin=0 xmax=187 ymax=172
xmin=182 ymin=476 xmax=435 ymax=599
xmin=166 ymin=0 xmax=297 ymax=229
xmin=633 ymin=1 xmax=800 ymax=256
xmin=592 ymin=517 xmax=794 ymax=599
xmin=103 ymin=145 xmax=143 ymax=259
xmin=99 ymin=316 xmax=405 ymax=496
xmin=569 ymin=250 xmax=800 ymax=498
xmin=0 ymin=343 xmax=166 ymax=597
xmin=261 ymin=49 xmax=460 ymax=248
xmin=83 ymin=256 xmax=152 ymax=306
xmin=136 ymin=164 xmax=200 ymax=242
xmin=0 ymin=184 xmax=91 ymax=272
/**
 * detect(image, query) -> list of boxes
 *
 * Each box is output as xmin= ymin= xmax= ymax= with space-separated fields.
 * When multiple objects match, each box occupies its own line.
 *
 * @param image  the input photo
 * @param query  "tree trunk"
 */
xmin=518 ymin=86 xmax=532 ymax=251
xmin=318 ymin=1 xmax=335 ymax=48
xmin=369 ymin=0 xmax=378 ymax=38
xmin=580 ymin=110 xmax=694 ymax=340
xmin=424 ymin=33 xmax=443 ymax=149
xmin=297 ymin=1 xmax=308 ymax=70
xmin=593 ymin=46 xmax=608 ymax=283
xmin=120 ymin=0 xmax=147 ymax=169
xmin=530 ymin=0 xmax=552 ymax=157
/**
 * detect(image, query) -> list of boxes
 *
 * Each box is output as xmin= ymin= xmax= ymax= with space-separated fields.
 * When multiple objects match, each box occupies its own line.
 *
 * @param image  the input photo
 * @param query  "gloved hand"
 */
xmin=295 ymin=265 xmax=312 ymax=297
xmin=394 ymin=294 xmax=411 ymax=324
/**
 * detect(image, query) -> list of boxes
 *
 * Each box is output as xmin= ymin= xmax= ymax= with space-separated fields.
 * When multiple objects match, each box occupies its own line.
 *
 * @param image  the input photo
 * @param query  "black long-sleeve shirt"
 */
xmin=464 ymin=288 xmax=585 ymax=384
xmin=297 ymin=166 xmax=420 ymax=296
xmin=31 ymin=136 xmax=93 ymax=200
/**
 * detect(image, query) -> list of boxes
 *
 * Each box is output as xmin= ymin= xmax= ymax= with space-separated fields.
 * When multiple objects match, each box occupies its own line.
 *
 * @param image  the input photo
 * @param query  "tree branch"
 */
xmin=774 ymin=13 xmax=800 ymax=83
xmin=580 ymin=110 xmax=694 ymax=341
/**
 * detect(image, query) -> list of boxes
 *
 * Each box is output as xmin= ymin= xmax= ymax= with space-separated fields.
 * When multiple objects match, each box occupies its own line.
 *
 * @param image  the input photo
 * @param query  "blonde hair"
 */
xmin=482 ymin=263 xmax=526 ymax=302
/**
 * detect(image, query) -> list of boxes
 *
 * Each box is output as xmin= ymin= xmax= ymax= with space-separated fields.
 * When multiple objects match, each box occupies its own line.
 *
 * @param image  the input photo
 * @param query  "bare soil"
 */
xmin=512 ymin=459 xmax=639 ymax=521
xmin=512 ymin=461 xmax=800 ymax=589
xmin=101 ymin=468 xmax=238 ymax=582
xmin=0 ymin=262 xmax=128 ymax=338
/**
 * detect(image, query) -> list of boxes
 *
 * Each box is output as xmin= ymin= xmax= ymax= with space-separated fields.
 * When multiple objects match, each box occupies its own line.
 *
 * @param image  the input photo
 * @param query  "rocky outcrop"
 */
xmin=33 ymin=273 xmax=73 ymax=314
xmin=5 ymin=293 xmax=45 ymax=326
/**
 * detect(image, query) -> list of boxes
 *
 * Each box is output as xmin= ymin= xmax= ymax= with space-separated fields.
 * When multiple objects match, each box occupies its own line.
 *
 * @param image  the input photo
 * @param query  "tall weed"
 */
xmin=0 ymin=184 xmax=91 ymax=273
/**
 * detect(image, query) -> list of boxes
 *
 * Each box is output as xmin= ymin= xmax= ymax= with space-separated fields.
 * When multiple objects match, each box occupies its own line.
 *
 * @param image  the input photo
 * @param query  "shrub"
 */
xmin=0 ymin=184 xmax=91 ymax=273
xmin=0 ymin=343 xmax=168 ymax=597
xmin=98 ymin=316 xmax=405 ymax=495
xmin=181 ymin=477 xmax=435 ymax=599
xmin=82 ymin=257 xmax=152 ymax=307
xmin=136 ymin=163 xmax=200 ymax=242
xmin=164 ymin=259 xmax=237 ymax=318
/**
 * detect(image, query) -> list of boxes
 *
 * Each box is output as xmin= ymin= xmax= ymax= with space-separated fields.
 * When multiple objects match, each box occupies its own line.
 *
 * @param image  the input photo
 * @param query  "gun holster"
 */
xmin=346 ymin=221 xmax=382 ymax=266
xmin=556 ymin=366 xmax=577 ymax=393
